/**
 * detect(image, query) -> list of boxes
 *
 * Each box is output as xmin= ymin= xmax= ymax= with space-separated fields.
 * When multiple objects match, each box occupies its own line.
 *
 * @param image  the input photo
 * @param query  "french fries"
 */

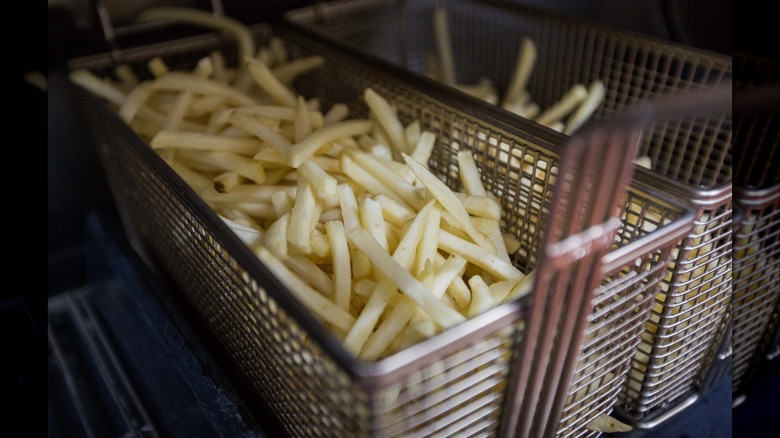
xmin=71 ymin=31 xmax=534 ymax=360
xmin=428 ymin=7 xmax=606 ymax=135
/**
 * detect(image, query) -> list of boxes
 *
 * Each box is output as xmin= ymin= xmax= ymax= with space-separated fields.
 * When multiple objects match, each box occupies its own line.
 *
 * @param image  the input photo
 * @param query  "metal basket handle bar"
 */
xmin=500 ymin=83 xmax=733 ymax=438
xmin=90 ymin=0 xmax=227 ymax=61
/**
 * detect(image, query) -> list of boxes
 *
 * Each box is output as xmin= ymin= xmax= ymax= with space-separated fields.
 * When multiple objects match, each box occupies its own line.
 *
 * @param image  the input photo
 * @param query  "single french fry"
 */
xmin=325 ymin=220 xmax=351 ymax=312
xmin=230 ymin=111 xmax=293 ymax=154
xmin=432 ymin=6 xmax=456 ymax=85
xmin=69 ymin=69 xmax=126 ymax=106
xmin=410 ymin=131 xmax=437 ymax=167
xmin=468 ymin=275 xmax=496 ymax=318
xmin=364 ymin=88 xmax=409 ymax=155
xmin=294 ymin=96 xmax=312 ymax=143
xmin=272 ymin=55 xmax=326 ymax=85
xmin=288 ymin=119 xmax=373 ymax=168
xmin=299 ymin=160 xmax=338 ymax=197
xmin=564 ymin=80 xmax=606 ymax=135
xmin=151 ymin=130 xmax=262 ymax=155
xmin=287 ymin=178 xmax=317 ymax=254
xmin=503 ymin=37 xmax=537 ymax=106
xmin=323 ymin=103 xmax=350 ymax=125
xmin=438 ymin=230 xmax=523 ymax=280
xmin=213 ymin=171 xmax=243 ymax=193
xmin=535 ymin=83 xmax=589 ymax=126
xmin=457 ymin=150 xmax=488 ymax=197
xmin=245 ymin=57 xmax=298 ymax=107
xmin=264 ymin=212 xmax=290 ymax=258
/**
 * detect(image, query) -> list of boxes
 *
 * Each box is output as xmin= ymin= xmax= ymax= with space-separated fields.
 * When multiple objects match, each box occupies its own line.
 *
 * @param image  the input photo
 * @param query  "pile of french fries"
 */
xmin=431 ymin=6 xmax=606 ymax=135
xmin=69 ymin=10 xmax=537 ymax=361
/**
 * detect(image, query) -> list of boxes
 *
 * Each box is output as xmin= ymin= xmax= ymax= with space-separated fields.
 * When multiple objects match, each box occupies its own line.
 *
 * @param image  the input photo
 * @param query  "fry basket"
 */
xmin=284 ymin=0 xmax=733 ymax=428
xmin=730 ymin=51 xmax=780 ymax=403
xmin=68 ymin=20 xmax=696 ymax=437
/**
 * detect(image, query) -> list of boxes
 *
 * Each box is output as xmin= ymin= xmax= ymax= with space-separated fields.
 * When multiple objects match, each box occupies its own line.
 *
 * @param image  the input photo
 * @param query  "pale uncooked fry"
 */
xmin=438 ymin=230 xmax=523 ymax=280
xmin=518 ymin=102 xmax=541 ymax=119
xmin=343 ymin=201 xmax=434 ymax=355
xmin=502 ymin=269 xmax=536 ymax=303
xmin=219 ymin=215 xmax=263 ymax=245
xmin=294 ymin=96 xmax=312 ymax=143
xmin=189 ymin=94 xmax=229 ymax=117
xmin=269 ymin=36 xmax=288 ymax=66
xmin=284 ymin=255 xmax=334 ymax=296
xmin=535 ymin=83 xmax=589 ymax=126
xmin=488 ymin=224 xmax=512 ymax=265
xmin=633 ymin=155 xmax=652 ymax=169
xmin=548 ymin=121 xmax=565 ymax=132
xmin=287 ymin=178 xmax=317 ymax=254
xmin=432 ymin=6 xmax=456 ymax=85
xmin=359 ymin=197 xmax=389 ymax=250
xmin=118 ymin=83 xmax=154 ymax=123
xmin=349 ymin=228 xmax=466 ymax=328
xmin=468 ymin=275 xmax=496 ymax=318
xmin=299 ymin=160 xmax=338 ymax=197
xmin=230 ymin=111 xmax=293 ymax=153
xmin=353 ymin=278 xmax=377 ymax=298
xmin=404 ymin=120 xmax=422 ymax=150
xmin=325 ymin=220 xmax=352 ymax=312
xmin=114 ymin=64 xmax=139 ymax=89
xmin=323 ymin=103 xmax=350 ymax=125
xmin=288 ymin=119 xmax=373 ymax=168
xmin=345 ymin=149 xmax=426 ymax=210
xmin=374 ymin=193 xmax=415 ymax=227
xmin=364 ymin=88 xmax=409 ymax=155
xmin=151 ymin=130 xmax=261 ymax=155
xmin=182 ymin=150 xmax=265 ymax=184
xmin=360 ymin=296 xmax=417 ymax=360
xmin=564 ymin=80 xmax=606 ymax=135
xmin=414 ymin=203 xmax=442 ymax=277
xmin=446 ymin=266 xmax=472 ymax=310
xmin=272 ymin=55 xmax=326 ymax=85
xmin=245 ymin=57 xmax=298 ymax=107
xmin=411 ymin=131 xmax=437 ymax=166
xmin=452 ymin=194 xmax=501 ymax=220
xmin=69 ymin=69 xmax=126 ymax=106
xmin=148 ymin=73 xmax=257 ymax=106
xmin=430 ymin=254 xmax=468 ymax=299
xmin=192 ymin=56 xmax=214 ymax=78
xmin=253 ymin=147 xmax=289 ymax=166
xmin=214 ymin=171 xmax=243 ymax=193
xmin=403 ymin=153 xmax=496 ymax=253
xmin=209 ymin=51 xmax=228 ymax=83
xmin=337 ymin=183 xmax=373 ymax=280
xmin=137 ymin=7 xmax=255 ymax=67
xmin=340 ymin=154 xmax=409 ymax=208
xmin=503 ymin=37 xmax=537 ymax=106
xmin=147 ymin=57 xmax=169 ymax=78
xmin=256 ymin=247 xmax=355 ymax=331
xmin=503 ymin=233 xmax=522 ymax=254
xmin=264 ymin=211 xmax=289 ymax=257
xmin=457 ymin=150 xmax=487 ymax=197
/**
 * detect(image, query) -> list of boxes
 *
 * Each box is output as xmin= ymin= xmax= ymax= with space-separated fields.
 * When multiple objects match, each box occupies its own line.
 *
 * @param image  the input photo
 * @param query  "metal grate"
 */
xmin=70 ymin=22 xmax=694 ymax=437
xmin=732 ymin=185 xmax=780 ymax=396
xmin=284 ymin=0 xmax=733 ymax=428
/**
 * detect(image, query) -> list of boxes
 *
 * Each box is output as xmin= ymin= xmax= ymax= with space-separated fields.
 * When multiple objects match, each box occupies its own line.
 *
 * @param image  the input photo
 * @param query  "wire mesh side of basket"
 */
xmin=732 ymin=185 xmax=780 ymax=396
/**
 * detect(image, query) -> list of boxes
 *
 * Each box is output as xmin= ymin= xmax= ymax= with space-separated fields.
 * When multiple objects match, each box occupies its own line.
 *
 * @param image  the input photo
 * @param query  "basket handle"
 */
xmin=499 ymin=83 xmax=732 ymax=438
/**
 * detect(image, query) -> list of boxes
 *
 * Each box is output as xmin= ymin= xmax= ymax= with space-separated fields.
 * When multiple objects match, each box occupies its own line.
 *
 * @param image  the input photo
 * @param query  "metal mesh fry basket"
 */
xmin=68 ymin=22 xmax=694 ymax=437
xmin=285 ymin=0 xmax=733 ymax=428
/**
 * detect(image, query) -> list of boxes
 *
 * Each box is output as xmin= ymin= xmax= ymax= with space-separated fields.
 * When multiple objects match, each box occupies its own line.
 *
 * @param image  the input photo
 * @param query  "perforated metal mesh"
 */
xmin=285 ymin=0 xmax=734 ymax=426
xmin=72 ymin=22 xmax=691 ymax=437
xmin=732 ymin=186 xmax=780 ymax=395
